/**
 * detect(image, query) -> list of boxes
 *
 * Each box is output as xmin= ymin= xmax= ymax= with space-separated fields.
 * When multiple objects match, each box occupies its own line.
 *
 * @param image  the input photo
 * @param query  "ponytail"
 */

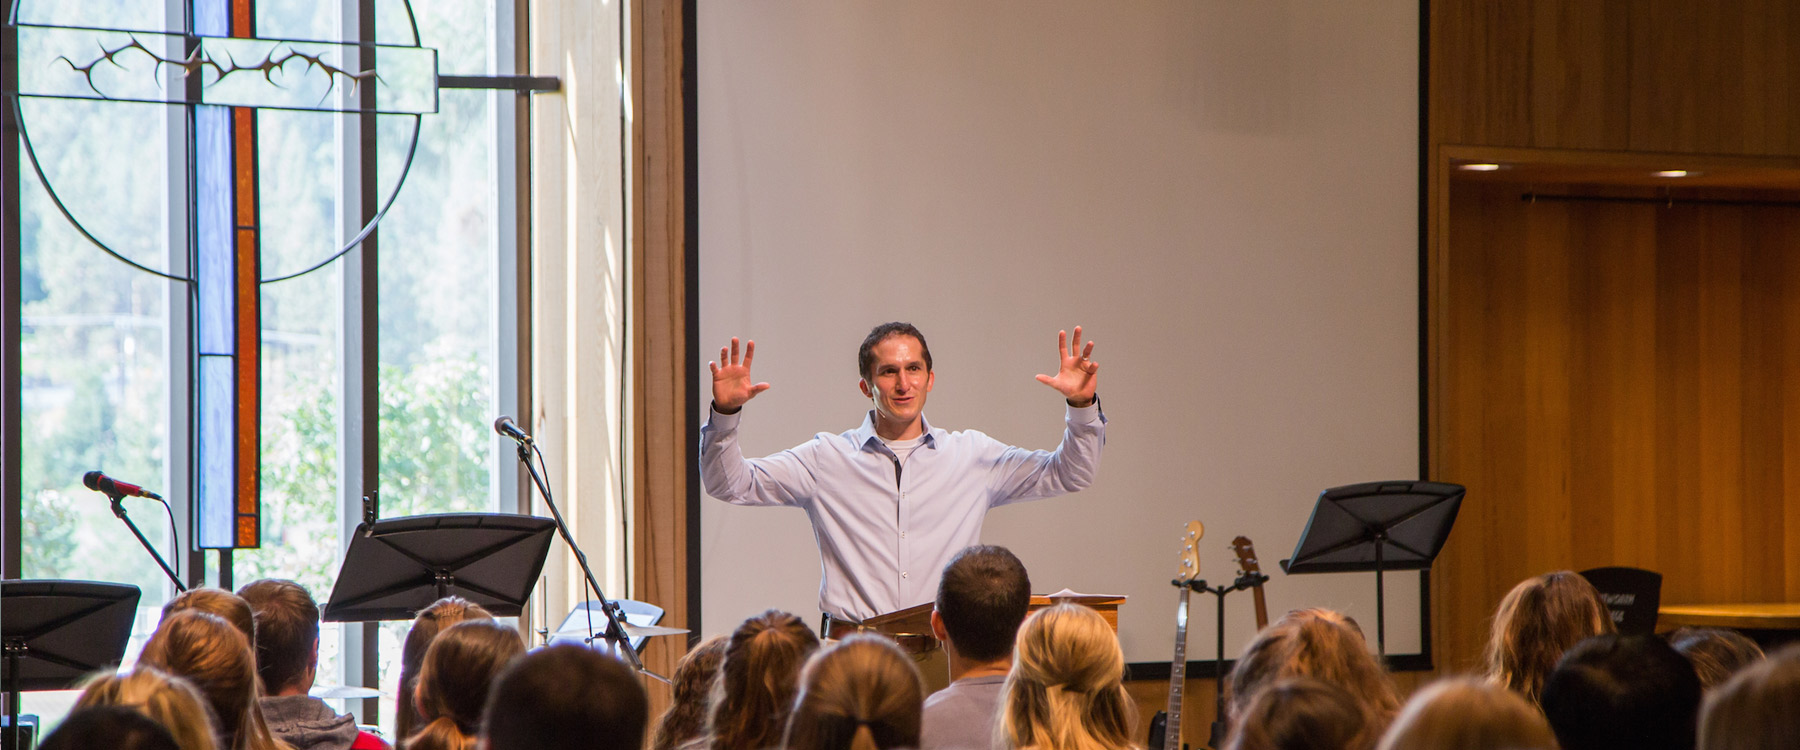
xmin=402 ymin=716 xmax=476 ymax=750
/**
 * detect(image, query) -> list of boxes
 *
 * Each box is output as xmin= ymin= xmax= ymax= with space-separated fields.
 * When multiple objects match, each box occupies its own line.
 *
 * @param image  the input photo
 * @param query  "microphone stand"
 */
xmin=512 ymin=439 xmax=665 ymax=681
xmin=102 ymin=491 xmax=188 ymax=593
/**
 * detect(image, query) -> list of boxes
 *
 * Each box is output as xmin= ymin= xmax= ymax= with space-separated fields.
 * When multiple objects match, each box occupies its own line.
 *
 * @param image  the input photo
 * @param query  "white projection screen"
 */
xmin=696 ymin=1 xmax=1424 ymax=668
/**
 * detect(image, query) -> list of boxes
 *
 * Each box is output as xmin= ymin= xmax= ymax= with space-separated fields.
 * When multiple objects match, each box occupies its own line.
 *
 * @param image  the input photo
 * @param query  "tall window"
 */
xmin=6 ymin=0 xmax=524 ymax=735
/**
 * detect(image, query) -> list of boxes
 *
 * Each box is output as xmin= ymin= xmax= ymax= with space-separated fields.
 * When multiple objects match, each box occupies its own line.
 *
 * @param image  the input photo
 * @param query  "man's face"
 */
xmin=859 ymin=334 xmax=934 ymax=428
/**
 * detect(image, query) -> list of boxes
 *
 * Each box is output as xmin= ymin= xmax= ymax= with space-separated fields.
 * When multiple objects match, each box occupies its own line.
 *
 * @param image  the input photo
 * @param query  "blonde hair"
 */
xmin=76 ymin=667 xmax=220 ymax=750
xmin=1227 ymin=610 xmax=1400 ymax=735
xmin=1698 ymin=644 xmax=1800 ymax=750
xmin=163 ymin=589 xmax=259 ymax=659
xmin=1377 ymin=678 xmax=1556 ymax=750
xmin=705 ymin=610 xmax=821 ymax=750
xmin=403 ymin=619 xmax=525 ymax=750
xmin=1001 ymin=604 xmax=1136 ymax=750
xmin=139 ymin=610 xmax=289 ymax=750
xmin=783 ymin=635 xmax=925 ymax=750
xmin=397 ymin=597 xmax=495 ymax=740
xmin=1225 ymin=677 xmax=1369 ymax=750
xmin=652 ymin=636 xmax=729 ymax=750
xmin=1482 ymin=571 xmax=1614 ymax=705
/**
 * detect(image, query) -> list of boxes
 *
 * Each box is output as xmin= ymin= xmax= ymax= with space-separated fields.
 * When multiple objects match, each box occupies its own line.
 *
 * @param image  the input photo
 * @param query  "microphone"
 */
xmin=494 ymin=416 xmax=534 ymax=446
xmin=83 ymin=471 xmax=163 ymax=501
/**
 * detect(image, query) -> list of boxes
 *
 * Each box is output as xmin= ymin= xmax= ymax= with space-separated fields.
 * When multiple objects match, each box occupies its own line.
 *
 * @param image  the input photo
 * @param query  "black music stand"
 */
xmin=1280 ymin=481 xmax=1465 ymax=659
xmin=1 ymin=580 xmax=141 ymax=750
xmin=322 ymin=513 xmax=556 ymax=622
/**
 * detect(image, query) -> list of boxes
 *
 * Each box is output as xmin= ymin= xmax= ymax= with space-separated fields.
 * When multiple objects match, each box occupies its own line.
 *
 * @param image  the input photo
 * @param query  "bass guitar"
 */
xmin=1147 ymin=520 xmax=1204 ymax=750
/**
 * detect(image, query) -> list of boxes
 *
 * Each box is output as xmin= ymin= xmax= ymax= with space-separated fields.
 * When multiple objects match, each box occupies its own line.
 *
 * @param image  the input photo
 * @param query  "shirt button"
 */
xmin=901 ymin=532 xmax=907 ymax=538
xmin=902 ymin=572 xmax=909 ymax=579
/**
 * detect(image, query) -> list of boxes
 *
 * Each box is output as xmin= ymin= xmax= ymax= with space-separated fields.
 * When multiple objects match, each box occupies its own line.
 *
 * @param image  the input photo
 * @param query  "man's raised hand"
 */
xmin=709 ymin=337 xmax=771 ymax=414
xmin=1034 ymin=326 xmax=1099 ymax=407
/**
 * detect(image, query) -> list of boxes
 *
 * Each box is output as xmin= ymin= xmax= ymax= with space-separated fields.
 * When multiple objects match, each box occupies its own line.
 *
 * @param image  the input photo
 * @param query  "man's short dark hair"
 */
xmin=482 ymin=644 xmax=649 ymax=750
xmin=235 ymin=578 xmax=320 ymax=693
xmin=858 ymin=322 xmax=933 ymax=382
xmin=935 ymin=545 xmax=1031 ymax=662
xmin=1541 ymin=634 xmax=1702 ymax=750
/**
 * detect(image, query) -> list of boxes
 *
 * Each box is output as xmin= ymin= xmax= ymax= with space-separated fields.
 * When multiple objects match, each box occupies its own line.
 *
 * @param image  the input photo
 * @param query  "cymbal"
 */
xmin=311 ymin=685 xmax=389 ymax=699
xmin=550 ymin=622 xmax=690 ymax=639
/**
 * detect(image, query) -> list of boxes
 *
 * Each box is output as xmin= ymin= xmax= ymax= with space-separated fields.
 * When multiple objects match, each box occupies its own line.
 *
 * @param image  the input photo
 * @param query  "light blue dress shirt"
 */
xmin=700 ymin=403 xmax=1106 ymax=620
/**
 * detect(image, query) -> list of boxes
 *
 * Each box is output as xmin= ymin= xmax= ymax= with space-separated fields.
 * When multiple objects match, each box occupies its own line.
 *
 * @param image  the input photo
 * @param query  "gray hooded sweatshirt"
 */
xmin=259 ymin=695 xmax=360 ymax=750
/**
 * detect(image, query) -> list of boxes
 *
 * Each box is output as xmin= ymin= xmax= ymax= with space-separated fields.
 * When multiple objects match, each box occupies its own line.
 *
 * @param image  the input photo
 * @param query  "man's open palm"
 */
xmin=710 ymin=337 xmax=770 ymax=412
xmin=1035 ymin=326 xmax=1099 ymax=406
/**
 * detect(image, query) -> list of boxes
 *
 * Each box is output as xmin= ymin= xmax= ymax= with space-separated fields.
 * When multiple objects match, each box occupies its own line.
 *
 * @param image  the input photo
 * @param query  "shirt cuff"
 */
xmin=1066 ymin=397 xmax=1103 ymax=425
xmin=708 ymin=404 xmax=743 ymax=430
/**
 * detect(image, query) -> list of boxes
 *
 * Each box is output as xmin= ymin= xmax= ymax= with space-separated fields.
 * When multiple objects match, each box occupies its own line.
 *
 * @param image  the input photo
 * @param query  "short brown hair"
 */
xmin=858 ymin=323 xmax=932 ymax=382
xmin=484 ymin=645 xmax=650 ymax=750
xmin=935 ymin=546 xmax=1031 ymax=662
xmin=236 ymin=579 xmax=320 ymax=694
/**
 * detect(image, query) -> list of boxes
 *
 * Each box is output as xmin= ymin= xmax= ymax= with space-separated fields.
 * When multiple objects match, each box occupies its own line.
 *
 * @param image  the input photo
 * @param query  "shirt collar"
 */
xmin=854 ymin=411 xmax=938 ymax=452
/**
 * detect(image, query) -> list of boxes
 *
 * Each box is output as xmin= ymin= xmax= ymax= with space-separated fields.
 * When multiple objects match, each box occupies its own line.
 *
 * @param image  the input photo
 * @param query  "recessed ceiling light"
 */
xmin=1655 ymin=170 xmax=1690 ymax=178
xmin=1458 ymin=163 xmax=1503 ymax=172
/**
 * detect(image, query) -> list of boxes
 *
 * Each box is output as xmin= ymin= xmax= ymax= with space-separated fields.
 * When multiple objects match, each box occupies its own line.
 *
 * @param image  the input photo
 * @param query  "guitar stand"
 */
xmin=1188 ymin=572 xmax=1270 ymax=750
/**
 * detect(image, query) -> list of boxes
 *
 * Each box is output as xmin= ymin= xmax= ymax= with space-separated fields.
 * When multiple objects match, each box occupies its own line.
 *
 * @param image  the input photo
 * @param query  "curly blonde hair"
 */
xmin=1226 ymin=609 xmax=1400 ymax=737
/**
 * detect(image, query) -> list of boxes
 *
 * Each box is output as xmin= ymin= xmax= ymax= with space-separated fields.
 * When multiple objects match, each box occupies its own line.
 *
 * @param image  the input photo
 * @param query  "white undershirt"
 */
xmin=879 ymin=435 xmax=927 ymax=467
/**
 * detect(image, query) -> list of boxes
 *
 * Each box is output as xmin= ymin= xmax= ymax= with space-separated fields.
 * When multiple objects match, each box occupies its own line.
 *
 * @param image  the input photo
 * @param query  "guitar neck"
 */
xmin=1166 ymin=586 xmax=1190 ymax=750
xmin=1250 ymin=581 xmax=1269 ymax=631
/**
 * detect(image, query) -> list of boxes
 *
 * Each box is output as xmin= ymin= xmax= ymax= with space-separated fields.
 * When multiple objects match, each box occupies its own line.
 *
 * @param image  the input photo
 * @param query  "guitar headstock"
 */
xmin=1177 ymin=521 xmax=1204 ymax=582
xmin=1231 ymin=536 xmax=1263 ymax=574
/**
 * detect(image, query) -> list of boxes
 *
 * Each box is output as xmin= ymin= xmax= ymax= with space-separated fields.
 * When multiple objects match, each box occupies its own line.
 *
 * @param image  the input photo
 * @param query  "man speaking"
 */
xmin=700 ymin=322 xmax=1106 ymax=622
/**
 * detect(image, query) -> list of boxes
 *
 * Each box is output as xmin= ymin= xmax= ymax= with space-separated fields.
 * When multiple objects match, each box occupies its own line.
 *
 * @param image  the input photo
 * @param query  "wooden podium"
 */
xmin=825 ymin=592 xmax=1126 ymax=653
xmin=825 ymin=592 xmax=1125 ymax=692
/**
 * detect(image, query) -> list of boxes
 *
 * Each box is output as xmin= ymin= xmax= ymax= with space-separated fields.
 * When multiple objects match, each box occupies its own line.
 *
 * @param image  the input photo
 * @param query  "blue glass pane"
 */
xmin=197 ymin=355 xmax=236 ymax=548
xmin=195 ymin=0 xmax=229 ymax=38
xmin=196 ymin=105 xmax=235 ymax=355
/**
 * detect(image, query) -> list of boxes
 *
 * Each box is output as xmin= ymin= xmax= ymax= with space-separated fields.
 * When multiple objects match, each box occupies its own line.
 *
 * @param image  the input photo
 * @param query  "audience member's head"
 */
xmin=1540 ymin=634 xmax=1702 ymax=750
xmin=407 ymin=619 xmax=526 ymax=750
xmin=784 ymin=635 xmax=925 ymax=750
xmin=705 ymin=609 xmax=822 ymax=750
xmin=651 ymin=636 xmax=729 ymax=750
xmin=74 ymin=668 xmax=218 ymax=750
xmin=39 ymin=705 xmax=182 ymax=750
xmin=1669 ymin=627 xmax=1765 ymax=691
xmin=162 ymin=588 xmax=258 ymax=657
xmin=481 ymin=644 xmax=649 ymax=750
xmin=932 ymin=545 xmax=1032 ymax=668
xmin=139 ymin=609 xmax=283 ymax=750
xmin=1224 ymin=677 xmax=1369 ymax=750
xmin=398 ymin=596 xmax=495 ymax=740
xmin=1227 ymin=609 xmax=1400 ymax=735
xmin=1376 ymin=677 xmax=1555 ymax=750
xmin=1001 ymin=603 xmax=1135 ymax=750
xmin=1483 ymin=570 xmax=1614 ymax=705
xmin=235 ymin=578 xmax=322 ymax=697
xmin=1698 ymin=643 xmax=1800 ymax=750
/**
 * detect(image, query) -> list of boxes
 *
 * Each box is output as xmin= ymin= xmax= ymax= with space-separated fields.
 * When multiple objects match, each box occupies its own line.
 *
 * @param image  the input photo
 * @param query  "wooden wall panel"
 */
xmin=1431 ymin=0 xmax=1800 ymax=156
xmin=1432 ymin=183 xmax=1800 ymax=673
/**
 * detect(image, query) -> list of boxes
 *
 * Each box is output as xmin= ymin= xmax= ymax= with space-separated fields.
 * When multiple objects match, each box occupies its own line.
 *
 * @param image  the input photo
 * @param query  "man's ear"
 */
xmin=930 ymin=608 xmax=948 ymax=642
xmin=859 ymin=378 xmax=873 ymax=399
xmin=924 ymin=370 xmax=934 ymax=392
xmin=311 ymin=636 xmax=320 ymax=667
